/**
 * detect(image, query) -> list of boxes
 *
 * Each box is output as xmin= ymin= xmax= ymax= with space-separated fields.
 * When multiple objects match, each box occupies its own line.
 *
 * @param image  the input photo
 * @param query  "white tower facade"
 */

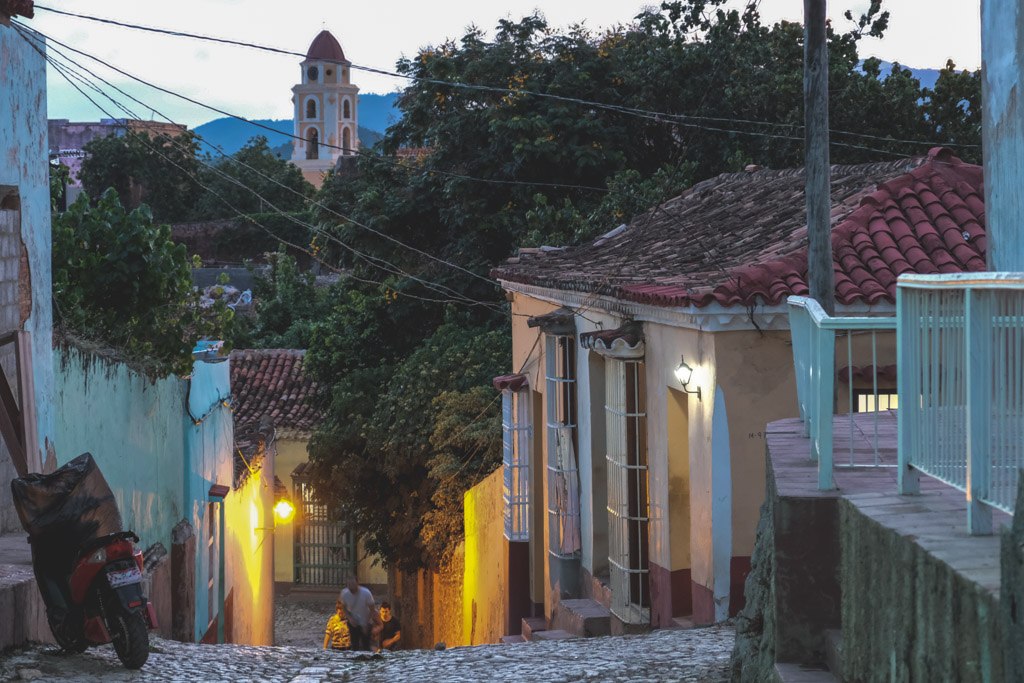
xmin=291 ymin=30 xmax=359 ymax=186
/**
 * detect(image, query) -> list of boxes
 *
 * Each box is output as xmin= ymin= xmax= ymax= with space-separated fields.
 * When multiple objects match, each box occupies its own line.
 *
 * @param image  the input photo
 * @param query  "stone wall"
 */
xmin=840 ymin=498 xmax=1005 ymax=682
xmin=389 ymin=550 xmax=465 ymax=650
xmin=729 ymin=481 xmax=776 ymax=682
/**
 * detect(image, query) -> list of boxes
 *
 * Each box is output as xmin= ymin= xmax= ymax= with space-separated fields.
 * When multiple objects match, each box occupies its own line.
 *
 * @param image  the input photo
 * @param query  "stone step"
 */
xmin=671 ymin=616 xmax=696 ymax=629
xmin=824 ymin=629 xmax=843 ymax=680
xmin=774 ymin=663 xmax=838 ymax=683
xmin=531 ymin=629 xmax=576 ymax=641
xmin=550 ymin=598 xmax=611 ymax=638
xmin=500 ymin=635 xmax=527 ymax=644
xmin=521 ymin=616 xmax=547 ymax=641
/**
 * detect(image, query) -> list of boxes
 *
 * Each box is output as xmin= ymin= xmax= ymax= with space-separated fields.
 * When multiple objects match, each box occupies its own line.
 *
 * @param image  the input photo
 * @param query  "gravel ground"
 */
xmin=0 ymin=625 xmax=734 ymax=682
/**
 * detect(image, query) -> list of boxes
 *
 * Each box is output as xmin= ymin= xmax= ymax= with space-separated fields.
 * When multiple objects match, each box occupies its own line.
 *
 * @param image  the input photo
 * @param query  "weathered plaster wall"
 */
xmin=0 ymin=24 xmax=56 ymax=533
xmin=639 ymin=320 xmax=717 ymax=624
xmin=225 ymin=449 xmax=275 ymax=646
xmin=982 ymin=0 xmax=1024 ymax=270
xmin=53 ymin=347 xmax=187 ymax=552
xmin=273 ymin=437 xmax=307 ymax=583
xmin=390 ymin=550 xmax=465 ymax=649
xmin=462 ymin=467 xmax=506 ymax=645
xmin=184 ymin=358 xmax=235 ymax=642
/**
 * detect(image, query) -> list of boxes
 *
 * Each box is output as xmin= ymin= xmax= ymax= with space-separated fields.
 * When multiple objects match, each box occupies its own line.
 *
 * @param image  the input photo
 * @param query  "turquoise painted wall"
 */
xmin=0 ymin=24 xmax=56 ymax=532
xmin=54 ymin=348 xmax=236 ymax=642
xmin=53 ymin=347 xmax=187 ymax=552
xmin=183 ymin=357 xmax=234 ymax=641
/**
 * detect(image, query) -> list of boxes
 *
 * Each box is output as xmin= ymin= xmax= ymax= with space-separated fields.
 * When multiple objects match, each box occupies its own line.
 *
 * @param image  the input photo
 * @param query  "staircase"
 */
xmin=773 ymin=629 xmax=843 ymax=682
xmin=501 ymin=599 xmax=613 ymax=644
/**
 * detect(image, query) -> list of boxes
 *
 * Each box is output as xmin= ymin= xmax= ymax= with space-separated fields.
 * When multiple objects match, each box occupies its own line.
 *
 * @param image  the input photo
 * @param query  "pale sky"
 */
xmin=22 ymin=0 xmax=982 ymax=128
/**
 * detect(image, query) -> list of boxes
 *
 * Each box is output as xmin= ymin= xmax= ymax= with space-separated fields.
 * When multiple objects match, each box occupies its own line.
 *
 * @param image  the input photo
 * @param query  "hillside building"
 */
xmin=290 ymin=30 xmax=359 ymax=188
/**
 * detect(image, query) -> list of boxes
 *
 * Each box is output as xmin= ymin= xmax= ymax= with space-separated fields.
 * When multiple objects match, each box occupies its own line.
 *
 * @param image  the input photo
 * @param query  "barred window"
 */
xmin=502 ymin=388 xmax=531 ymax=541
xmin=545 ymin=335 xmax=581 ymax=559
xmin=606 ymin=358 xmax=649 ymax=624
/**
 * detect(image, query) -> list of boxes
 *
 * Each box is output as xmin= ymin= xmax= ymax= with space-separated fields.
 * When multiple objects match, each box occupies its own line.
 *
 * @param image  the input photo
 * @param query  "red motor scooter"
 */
xmin=49 ymin=530 xmax=157 ymax=669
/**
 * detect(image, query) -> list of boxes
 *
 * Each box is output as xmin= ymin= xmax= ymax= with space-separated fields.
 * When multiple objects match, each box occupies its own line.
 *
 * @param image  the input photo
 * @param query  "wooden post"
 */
xmin=171 ymin=519 xmax=197 ymax=642
xmin=804 ymin=0 xmax=834 ymax=315
xmin=982 ymin=0 xmax=1024 ymax=271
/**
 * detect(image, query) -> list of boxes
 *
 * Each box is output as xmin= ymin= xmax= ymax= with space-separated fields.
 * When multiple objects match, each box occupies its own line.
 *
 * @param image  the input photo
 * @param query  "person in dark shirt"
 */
xmin=376 ymin=601 xmax=401 ymax=651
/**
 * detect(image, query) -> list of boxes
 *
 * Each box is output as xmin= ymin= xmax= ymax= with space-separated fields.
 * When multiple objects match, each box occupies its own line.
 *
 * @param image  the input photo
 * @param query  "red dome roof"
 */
xmin=305 ymin=30 xmax=346 ymax=62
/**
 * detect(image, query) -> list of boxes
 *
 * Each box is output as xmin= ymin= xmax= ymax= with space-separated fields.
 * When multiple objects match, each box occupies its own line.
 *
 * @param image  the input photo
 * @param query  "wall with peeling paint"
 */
xmin=0 ymin=23 xmax=56 ymax=533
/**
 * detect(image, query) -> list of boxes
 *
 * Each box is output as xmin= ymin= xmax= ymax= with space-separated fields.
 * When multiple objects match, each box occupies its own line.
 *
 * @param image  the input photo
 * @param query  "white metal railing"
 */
xmin=502 ymin=388 xmax=531 ymax=542
xmin=605 ymin=357 xmax=649 ymax=625
xmin=545 ymin=335 xmax=581 ymax=559
xmin=898 ymin=273 xmax=1024 ymax=533
xmin=788 ymin=296 xmax=898 ymax=490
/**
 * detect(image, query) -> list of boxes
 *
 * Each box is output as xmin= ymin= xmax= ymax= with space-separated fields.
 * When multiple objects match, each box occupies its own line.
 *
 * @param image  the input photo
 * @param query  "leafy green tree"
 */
xmin=194 ymin=136 xmax=315 ymax=219
xmin=53 ymin=190 xmax=232 ymax=377
xmin=300 ymin=1 xmax=982 ymax=571
xmin=306 ymin=316 xmax=508 ymax=570
xmin=78 ymin=131 xmax=202 ymax=223
xmin=231 ymin=252 xmax=333 ymax=349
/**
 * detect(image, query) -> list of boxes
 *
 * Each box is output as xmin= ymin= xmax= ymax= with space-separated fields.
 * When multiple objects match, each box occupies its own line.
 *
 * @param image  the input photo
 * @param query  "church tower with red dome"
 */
xmin=290 ymin=30 xmax=359 ymax=186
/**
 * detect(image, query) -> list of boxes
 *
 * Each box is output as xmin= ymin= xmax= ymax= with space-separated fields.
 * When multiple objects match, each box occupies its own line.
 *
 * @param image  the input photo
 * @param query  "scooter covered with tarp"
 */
xmin=11 ymin=452 xmax=156 ymax=669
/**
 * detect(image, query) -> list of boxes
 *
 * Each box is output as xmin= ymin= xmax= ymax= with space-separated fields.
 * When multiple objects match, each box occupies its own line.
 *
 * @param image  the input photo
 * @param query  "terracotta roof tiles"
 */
xmin=493 ymin=148 xmax=985 ymax=309
xmin=231 ymin=349 xmax=322 ymax=437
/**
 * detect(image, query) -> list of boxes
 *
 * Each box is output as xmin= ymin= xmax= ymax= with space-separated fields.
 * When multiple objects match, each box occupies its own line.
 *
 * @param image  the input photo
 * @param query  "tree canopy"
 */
xmin=233 ymin=1 xmax=983 ymax=571
xmin=54 ymin=190 xmax=233 ymax=377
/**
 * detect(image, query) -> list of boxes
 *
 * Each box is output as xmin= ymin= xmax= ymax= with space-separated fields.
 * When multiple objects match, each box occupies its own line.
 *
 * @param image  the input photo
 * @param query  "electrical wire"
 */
xmin=21 ymin=27 xmax=508 ymax=314
xmin=31 ymin=3 xmax=980 ymax=151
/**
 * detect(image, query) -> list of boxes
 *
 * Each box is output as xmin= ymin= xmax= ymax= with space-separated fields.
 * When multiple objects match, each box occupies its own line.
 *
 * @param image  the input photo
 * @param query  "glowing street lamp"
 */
xmin=273 ymin=498 xmax=296 ymax=524
xmin=674 ymin=355 xmax=702 ymax=400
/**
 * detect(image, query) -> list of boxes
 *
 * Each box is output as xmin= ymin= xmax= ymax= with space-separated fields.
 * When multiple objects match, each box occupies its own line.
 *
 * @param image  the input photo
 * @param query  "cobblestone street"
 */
xmin=0 ymin=625 xmax=734 ymax=682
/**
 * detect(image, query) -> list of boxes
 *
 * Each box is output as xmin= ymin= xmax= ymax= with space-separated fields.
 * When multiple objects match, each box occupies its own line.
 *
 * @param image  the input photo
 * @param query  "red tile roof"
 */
xmin=305 ymin=30 xmax=346 ymax=63
xmin=493 ymin=149 xmax=985 ymax=309
xmin=230 ymin=349 xmax=322 ymax=436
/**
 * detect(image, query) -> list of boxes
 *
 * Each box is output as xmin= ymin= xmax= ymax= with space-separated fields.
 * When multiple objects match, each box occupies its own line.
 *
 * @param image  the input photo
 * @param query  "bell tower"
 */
xmin=291 ymin=30 xmax=359 ymax=187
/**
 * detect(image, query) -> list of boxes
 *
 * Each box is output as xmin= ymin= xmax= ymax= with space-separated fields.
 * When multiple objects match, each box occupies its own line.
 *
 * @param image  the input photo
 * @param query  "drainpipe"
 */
xmin=209 ymin=484 xmax=229 ymax=644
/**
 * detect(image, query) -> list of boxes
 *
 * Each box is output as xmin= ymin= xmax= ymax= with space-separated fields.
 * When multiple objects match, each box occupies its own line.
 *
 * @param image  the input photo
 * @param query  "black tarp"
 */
xmin=11 ymin=452 xmax=123 ymax=612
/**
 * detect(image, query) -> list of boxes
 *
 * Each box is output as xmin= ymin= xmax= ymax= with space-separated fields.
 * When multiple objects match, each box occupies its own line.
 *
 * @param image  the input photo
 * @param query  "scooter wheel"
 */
xmin=109 ymin=610 xmax=149 ymax=670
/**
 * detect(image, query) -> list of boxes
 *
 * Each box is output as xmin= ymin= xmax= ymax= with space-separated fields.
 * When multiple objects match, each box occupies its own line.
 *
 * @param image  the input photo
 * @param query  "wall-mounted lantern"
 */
xmin=674 ymin=355 xmax=702 ymax=401
xmin=273 ymin=497 xmax=296 ymax=524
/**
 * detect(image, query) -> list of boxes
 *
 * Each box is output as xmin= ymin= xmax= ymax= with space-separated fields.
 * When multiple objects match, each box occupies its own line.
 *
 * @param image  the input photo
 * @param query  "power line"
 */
xmin=27 ymin=22 xmax=595 ymax=293
xmin=31 ymin=3 xmax=980 ymax=151
xmin=21 ymin=27 xmax=508 ymax=314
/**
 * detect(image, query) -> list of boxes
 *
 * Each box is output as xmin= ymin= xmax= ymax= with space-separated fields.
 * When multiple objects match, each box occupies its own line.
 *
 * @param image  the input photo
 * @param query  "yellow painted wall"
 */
xmin=273 ymin=438 xmax=308 ymax=583
xmin=273 ymin=437 xmax=388 ymax=586
xmin=225 ymin=453 xmax=276 ymax=645
xmin=638 ymin=320 xmax=716 ymax=590
xmin=462 ymin=467 xmax=507 ymax=645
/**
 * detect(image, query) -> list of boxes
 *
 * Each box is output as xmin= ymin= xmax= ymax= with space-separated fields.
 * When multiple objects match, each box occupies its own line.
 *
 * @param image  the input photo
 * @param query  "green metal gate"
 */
xmin=292 ymin=467 xmax=356 ymax=587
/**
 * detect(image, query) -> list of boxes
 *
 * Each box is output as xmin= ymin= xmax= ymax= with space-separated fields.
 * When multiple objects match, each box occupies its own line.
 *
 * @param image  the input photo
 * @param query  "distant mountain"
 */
xmin=193 ymin=93 xmax=399 ymax=156
xmin=870 ymin=61 xmax=949 ymax=90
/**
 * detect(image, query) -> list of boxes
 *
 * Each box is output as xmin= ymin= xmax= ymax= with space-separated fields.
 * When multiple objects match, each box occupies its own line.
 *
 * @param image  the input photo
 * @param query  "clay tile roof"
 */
xmin=305 ymin=30 xmax=346 ymax=62
xmin=230 ymin=349 xmax=323 ymax=437
xmin=493 ymin=374 xmax=529 ymax=392
xmin=580 ymin=321 xmax=645 ymax=353
xmin=493 ymin=148 xmax=986 ymax=309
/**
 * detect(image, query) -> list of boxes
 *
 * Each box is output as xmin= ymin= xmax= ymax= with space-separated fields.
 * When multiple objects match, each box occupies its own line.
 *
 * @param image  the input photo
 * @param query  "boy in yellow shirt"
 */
xmin=323 ymin=600 xmax=351 ymax=651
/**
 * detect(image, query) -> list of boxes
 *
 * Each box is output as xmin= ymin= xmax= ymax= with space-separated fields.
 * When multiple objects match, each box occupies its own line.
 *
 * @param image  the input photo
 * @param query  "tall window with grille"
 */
xmin=545 ymin=335 xmax=581 ymax=560
xmin=502 ymin=387 xmax=531 ymax=541
xmin=606 ymin=357 xmax=650 ymax=624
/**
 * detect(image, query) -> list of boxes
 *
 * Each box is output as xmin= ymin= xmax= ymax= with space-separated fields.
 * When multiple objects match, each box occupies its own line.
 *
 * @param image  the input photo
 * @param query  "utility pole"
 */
xmin=981 ymin=0 xmax=1024 ymax=270
xmin=804 ymin=0 xmax=834 ymax=314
